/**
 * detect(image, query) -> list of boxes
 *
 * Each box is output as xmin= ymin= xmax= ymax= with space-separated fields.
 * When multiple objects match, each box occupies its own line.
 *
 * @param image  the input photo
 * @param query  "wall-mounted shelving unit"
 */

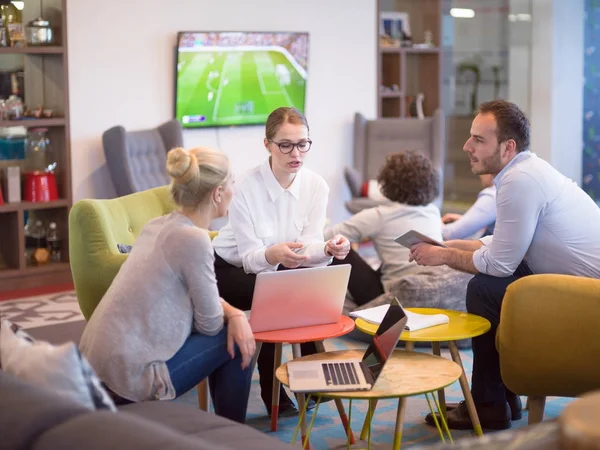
xmin=378 ymin=0 xmax=444 ymax=119
xmin=0 ymin=0 xmax=72 ymax=292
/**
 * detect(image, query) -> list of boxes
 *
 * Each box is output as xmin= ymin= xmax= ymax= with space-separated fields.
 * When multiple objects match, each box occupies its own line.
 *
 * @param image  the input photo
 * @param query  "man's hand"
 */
xmin=226 ymin=310 xmax=256 ymax=370
xmin=325 ymin=234 xmax=351 ymax=260
xmin=409 ymin=243 xmax=447 ymax=266
xmin=409 ymin=242 xmax=479 ymax=274
xmin=442 ymin=213 xmax=462 ymax=224
xmin=265 ymin=242 xmax=309 ymax=268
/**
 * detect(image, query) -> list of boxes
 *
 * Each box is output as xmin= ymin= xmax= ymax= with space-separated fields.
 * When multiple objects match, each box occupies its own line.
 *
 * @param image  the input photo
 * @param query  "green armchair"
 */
xmin=68 ymin=185 xmax=174 ymax=320
xmin=497 ymin=274 xmax=600 ymax=424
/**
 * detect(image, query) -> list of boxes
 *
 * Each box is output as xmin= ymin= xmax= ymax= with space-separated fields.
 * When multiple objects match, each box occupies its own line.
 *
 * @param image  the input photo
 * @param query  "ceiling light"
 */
xmin=11 ymin=1 xmax=24 ymax=10
xmin=450 ymin=8 xmax=475 ymax=19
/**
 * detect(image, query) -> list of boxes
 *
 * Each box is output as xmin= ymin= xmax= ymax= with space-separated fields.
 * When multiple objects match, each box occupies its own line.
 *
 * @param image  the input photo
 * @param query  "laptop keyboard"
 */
xmin=322 ymin=362 xmax=360 ymax=386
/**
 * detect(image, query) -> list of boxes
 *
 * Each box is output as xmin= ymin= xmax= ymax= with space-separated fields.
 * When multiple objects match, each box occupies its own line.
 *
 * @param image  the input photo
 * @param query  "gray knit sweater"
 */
xmin=79 ymin=212 xmax=224 ymax=401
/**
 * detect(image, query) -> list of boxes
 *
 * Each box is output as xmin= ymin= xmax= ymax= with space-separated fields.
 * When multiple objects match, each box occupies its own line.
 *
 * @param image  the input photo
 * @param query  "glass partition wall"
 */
xmin=441 ymin=0 xmax=533 ymax=207
xmin=377 ymin=0 xmax=533 ymax=207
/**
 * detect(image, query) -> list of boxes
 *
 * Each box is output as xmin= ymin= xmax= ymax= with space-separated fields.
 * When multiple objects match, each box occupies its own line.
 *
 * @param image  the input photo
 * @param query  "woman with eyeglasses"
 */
xmin=212 ymin=106 xmax=350 ymax=417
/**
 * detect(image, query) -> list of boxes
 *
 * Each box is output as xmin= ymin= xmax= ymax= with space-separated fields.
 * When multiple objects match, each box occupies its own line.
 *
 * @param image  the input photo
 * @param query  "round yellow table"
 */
xmin=277 ymin=349 xmax=462 ymax=450
xmin=355 ymin=308 xmax=491 ymax=437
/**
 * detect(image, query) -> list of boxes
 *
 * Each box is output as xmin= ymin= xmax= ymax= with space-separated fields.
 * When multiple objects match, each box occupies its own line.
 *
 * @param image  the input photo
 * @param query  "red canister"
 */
xmin=23 ymin=171 xmax=58 ymax=202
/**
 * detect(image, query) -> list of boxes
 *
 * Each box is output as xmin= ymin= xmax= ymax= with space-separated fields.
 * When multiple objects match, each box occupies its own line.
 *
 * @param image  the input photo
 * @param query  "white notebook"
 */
xmin=350 ymin=305 xmax=449 ymax=332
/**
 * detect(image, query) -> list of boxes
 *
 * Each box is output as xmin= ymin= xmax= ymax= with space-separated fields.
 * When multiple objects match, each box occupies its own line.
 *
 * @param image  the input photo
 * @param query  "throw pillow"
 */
xmin=0 ymin=320 xmax=117 ymax=412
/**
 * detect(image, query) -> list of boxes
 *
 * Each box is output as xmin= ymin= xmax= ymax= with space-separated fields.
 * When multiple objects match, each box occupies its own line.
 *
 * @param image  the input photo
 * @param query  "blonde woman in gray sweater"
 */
xmin=80 ymin=146 xmax=255 ymax=423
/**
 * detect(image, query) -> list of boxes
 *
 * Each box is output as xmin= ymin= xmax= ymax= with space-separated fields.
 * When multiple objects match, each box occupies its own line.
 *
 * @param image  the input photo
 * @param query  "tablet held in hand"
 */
xmin=394 ymin=230 xmax=447 ymax=249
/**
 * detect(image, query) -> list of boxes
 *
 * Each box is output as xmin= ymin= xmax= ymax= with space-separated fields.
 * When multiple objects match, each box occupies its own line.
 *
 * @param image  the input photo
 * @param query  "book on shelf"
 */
xmin=350 ymin=304 xmax=449 ymax=332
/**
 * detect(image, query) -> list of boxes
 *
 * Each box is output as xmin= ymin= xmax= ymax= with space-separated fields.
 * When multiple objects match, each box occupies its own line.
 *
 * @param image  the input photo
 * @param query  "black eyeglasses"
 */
xmin=268 ymin=139 xmax=312 ymax=154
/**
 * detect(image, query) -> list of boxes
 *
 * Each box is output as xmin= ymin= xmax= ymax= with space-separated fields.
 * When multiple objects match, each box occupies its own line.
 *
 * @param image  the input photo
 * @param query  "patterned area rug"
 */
xmin=0 ymin=292 xmax=573 ymax=449
xmin=0 ymin=291 xmax=82 ymax=329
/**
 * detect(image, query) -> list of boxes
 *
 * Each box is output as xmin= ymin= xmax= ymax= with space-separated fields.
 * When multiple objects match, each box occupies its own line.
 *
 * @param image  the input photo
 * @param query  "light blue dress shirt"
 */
xmin=473 ymin=151 xmax=600 ymax=278
xmin=442 ymin=186 xmax=497 ymax=240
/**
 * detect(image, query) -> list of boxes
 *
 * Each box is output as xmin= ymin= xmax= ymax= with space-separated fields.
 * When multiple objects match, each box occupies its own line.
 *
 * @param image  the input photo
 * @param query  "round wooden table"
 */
xmin=355 ymin=308 xmax=491 ymax=437
xmin=277 ymin=349 xmax=462 ymax=450
xmin=253 ymin=315 xmax=356 ymax=447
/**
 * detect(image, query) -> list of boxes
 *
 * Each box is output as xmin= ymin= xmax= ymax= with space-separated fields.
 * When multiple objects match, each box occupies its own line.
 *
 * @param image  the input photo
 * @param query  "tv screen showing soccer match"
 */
xmin=175 ymin=31 xmax=309 ymax=128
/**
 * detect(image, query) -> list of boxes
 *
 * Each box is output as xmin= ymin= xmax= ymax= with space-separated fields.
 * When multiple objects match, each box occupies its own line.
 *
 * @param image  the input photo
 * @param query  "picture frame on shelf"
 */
xmin=380 ymin=12 xmax=411 ymax=41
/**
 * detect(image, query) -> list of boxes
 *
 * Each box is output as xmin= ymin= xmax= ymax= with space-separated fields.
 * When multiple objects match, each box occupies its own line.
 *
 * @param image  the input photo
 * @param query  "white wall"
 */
xmin=66 ymin=0 xmax=377 ymax=223
xmin=530 ymin=0 xmax=584 ymax=184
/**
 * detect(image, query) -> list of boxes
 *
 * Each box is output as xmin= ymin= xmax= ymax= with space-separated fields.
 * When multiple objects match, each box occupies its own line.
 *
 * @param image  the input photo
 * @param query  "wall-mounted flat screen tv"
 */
xmin=175 ymin=31 xmax=309 ymax=128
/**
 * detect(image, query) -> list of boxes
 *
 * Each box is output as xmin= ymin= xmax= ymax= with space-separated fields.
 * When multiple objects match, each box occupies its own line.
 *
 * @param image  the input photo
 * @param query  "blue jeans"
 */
xmin=166 ymin=326 xmax=252 ymax=423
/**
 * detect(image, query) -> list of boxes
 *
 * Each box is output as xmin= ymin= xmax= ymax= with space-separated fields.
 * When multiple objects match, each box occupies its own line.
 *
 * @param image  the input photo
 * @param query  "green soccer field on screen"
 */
xmin=175 ymin=32 xmax=308 ymax=128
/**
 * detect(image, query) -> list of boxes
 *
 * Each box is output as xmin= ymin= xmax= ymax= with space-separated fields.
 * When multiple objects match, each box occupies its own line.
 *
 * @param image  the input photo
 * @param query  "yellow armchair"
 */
xmin=497 ymin=274 xmax=600 ymax=424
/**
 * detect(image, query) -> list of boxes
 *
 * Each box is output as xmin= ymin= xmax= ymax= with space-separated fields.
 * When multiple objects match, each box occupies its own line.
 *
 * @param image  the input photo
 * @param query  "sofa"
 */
xmin=1 ymin=370 xmax=292 ymax=450
xmin=419 ymin=390 xmax=600 ymax=450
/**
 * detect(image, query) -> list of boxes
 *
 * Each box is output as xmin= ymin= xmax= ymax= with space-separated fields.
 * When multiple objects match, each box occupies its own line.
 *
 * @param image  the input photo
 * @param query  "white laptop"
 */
xmin=287 ymin=298 xmax=407 ymax=392
xmin=248 ymin=264 xmax=352 ymax=333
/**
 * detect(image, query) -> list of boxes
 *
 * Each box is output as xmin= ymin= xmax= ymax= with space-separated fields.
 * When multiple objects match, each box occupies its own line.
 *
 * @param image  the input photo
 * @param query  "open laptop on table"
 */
xmin=287 ymin=297 xmax=407 ymax=392
xmin=248 ymin=264 xmax=352 ymax=333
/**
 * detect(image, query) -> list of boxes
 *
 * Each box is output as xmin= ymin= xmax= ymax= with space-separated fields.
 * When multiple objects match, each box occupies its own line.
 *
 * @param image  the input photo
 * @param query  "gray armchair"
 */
xmin=346 ymin=110 xmax=445 ymax=214
xmin=102 ymin=119 xmax=183 ymax=197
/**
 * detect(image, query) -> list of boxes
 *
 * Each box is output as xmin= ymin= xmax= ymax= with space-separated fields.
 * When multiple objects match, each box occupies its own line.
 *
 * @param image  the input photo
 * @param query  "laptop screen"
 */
xmin=361 ymin=298 xmax=407 ymax=382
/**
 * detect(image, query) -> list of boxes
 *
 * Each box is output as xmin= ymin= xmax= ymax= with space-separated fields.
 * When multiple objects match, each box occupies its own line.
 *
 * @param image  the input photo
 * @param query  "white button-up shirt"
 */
xmin=213 ymin=159 xmax=332 ymax=273
xmin=473 ymin=151 xmax=600 ymax=278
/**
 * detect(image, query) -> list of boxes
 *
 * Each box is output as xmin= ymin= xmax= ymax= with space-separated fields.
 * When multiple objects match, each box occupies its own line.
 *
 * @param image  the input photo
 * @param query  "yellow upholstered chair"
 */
xmin=69 ymin=185 xmax=213 ymax=410
xmin=497 ymin=274 xmax=600 ymax=424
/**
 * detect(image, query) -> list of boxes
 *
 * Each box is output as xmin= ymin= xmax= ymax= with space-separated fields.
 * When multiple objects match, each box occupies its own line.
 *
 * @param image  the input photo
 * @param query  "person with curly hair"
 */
xmin=327 ymin=150 xmax=443 ymax=306
xmin=348 ymin=171 xmax=497 ymax=240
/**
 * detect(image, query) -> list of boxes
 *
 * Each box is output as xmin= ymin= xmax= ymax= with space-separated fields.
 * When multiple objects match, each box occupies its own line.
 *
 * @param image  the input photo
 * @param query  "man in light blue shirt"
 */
xmin=442 ymin=174 xmax=496 ymax=240
xmin=410 ymin=100 xmax=600 ymax=430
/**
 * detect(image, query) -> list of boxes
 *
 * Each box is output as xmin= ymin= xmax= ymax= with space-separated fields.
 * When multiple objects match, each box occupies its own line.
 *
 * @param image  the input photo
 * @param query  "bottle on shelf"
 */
xmin=46 ymin=221 xmax=61 ymax=263
xmin=0 ymin=3 xmax=23 ymax=47
xmin=24 ymin=214 xmax=35 ymax=261
xmin=29 ymin=219 xmax=49 ymax=265
xmin=0 ymin=12 xmax=6 ymax=47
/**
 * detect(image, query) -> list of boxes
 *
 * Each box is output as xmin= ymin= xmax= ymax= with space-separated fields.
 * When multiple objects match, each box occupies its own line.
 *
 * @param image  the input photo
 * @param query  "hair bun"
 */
xmin=167 ymin=147 xmax=199 ymax=184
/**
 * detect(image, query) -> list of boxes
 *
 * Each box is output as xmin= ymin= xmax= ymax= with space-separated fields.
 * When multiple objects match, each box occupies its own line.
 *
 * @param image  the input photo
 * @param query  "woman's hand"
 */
xmin=265 ymin=242 xmax=309 ymax=268
xmin=325 ymin=234 xmax=351 ymax=260
xmin=226 ymin=310 xmax=256 ymax=370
